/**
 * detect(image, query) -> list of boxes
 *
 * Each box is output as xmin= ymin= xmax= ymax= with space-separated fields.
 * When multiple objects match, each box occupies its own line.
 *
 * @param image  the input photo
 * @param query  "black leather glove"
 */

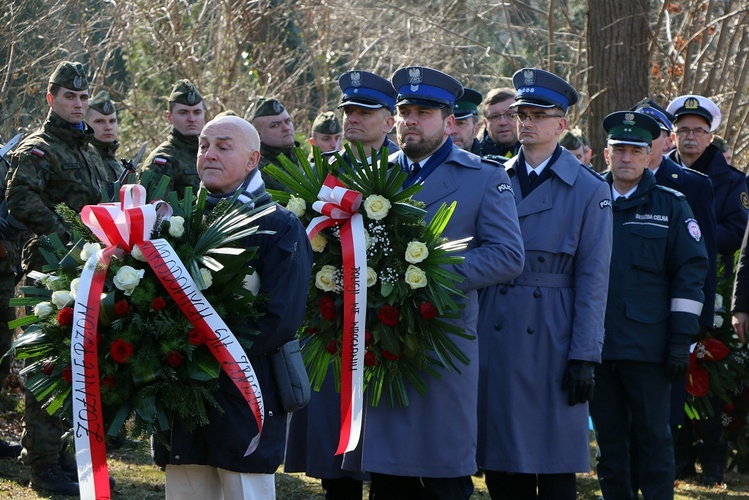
xmin=666 ymin=342 xmax=690 ymax=382
xmin=561 ymin=360 xmax=595 ymax=406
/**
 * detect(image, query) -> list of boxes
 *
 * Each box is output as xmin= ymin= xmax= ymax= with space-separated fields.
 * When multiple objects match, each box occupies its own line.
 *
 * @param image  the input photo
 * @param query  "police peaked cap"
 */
xmin=603 ymin=111 xmax=661 ymax=147
xmin=391 ymin=67 xmax=464 ymax=109
xmin=338 ymin=70 xmax=398 ymax=111
xmin=89 ymin=90 xmax=116 ymax=115
xmin=511 ymin=68 xmax=578 ymax=112
xmin=169 ymin=79 xmax=203 ymax=106
xmin=454 ymin=88 xmax=483 ymax=120
xmin=630 ymin=98 xmax=675 ymax=132
xmin=667 ymin=94 xmax=722 ymax=132
xmin=49 ymin=61 xmax=88 ymax=91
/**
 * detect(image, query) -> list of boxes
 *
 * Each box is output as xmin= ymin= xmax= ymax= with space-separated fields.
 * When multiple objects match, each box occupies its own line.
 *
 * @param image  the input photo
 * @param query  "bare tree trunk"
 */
xmin=587 ymin=0 xmax=649 ymax=170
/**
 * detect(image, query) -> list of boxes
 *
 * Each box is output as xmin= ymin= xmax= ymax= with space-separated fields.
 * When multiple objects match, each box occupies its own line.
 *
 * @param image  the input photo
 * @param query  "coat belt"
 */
xmin=508 ymin=271 xmax=573 ymax=288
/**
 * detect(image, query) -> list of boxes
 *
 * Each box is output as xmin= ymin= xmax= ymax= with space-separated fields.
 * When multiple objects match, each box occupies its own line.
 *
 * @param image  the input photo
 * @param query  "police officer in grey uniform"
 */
xmin=590 ymin=111 xmax=708 ymax=499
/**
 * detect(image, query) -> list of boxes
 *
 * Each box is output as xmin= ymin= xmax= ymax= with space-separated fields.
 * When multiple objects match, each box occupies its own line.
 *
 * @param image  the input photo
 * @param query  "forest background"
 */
xmin=2 ymin=0 xmax=749 ymax=172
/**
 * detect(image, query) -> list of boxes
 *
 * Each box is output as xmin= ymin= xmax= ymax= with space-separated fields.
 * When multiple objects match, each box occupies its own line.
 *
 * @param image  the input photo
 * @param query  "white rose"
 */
xmin=69 ymin=278 xmax=81 ymax=299
xmin=315 ymin=265 xmax=338 ymax=292
xmin=33 ymin=301 xmax=54 ymax=318
xmin=404 ymin=265 xmax=428 ymax=289
xmin=405 ymin=241 xmax=429 ymax=264
xmin=366 ymin=267 xmax=377 ymax=288
xmin=286 ymin=196 xmax=307 ymax=217
xmin=131 ymin=244 xmax=148 ymax=262
xmin=199 ymin=268 xmax=213 ymax=290
xmin=715 ymin=294 xmax=724 ymax=310
xmin=364 ymin=229 xmax=373 ymax=250
xmin=310 ymin=233 xmax=328 ymax=253
xmin=168 ymin=216 xmax=185 ymax=238
xmin=363 ymin=195 xmax=391 ymax=220
xmin=51 ymin=290 xmax=73 ymax=308
xmin=113 ymin=266 xmax=146 ymax=296
xmin=42 ymin=275 xmax=67 ymax=291
xmin=714 ymin=315 xmax=724 ymax=329
xmin=80 ymin=242 xmax=102 ymax=261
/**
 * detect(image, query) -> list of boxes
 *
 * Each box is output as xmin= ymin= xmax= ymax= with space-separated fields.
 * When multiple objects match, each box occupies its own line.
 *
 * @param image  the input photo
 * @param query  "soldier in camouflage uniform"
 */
xmin=6 ymin=61 xmax=111 ymax=495
xmin=251 ymin=97 xmax=300 ymax=192
xmin=139 ymin=79 xmax=205 ymax=195
xmin=86 ymin=90 xmax=124 ymax=182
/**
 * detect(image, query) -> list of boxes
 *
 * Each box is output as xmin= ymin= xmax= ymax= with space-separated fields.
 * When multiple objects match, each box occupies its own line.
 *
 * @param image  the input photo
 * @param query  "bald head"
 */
xmin=198 ymin=115 xmax=262 ymax=194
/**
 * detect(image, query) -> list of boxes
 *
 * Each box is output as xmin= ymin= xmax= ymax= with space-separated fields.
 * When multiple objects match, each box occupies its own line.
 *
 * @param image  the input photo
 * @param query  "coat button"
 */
xmin=537 ymin=256 xmax=545 ymax=262
xmin=533 ymin=289 xmax=541 ymax=298
xmin=269 ymin=411 xmax=274 ymax=417
xmin=500 ymin=286 xmax=508 ymax=294
xmin=527 ymin=327 xmax=534 ymax=334
xmin=174 ymin=455 xmax=180 ymax=460
xmin=494 ymin=323 xmax=502 ymax=330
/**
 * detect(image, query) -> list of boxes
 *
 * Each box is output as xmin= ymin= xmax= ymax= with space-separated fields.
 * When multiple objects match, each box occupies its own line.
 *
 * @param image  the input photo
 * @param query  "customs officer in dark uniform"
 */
xmin=451 ymin=88 xmax=483 ymax=154
xmin=590 ymin=111 xmax=708 ymax=499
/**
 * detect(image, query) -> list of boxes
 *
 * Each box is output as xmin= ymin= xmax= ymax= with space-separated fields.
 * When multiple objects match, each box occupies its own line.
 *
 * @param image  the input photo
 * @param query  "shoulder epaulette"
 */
xmin=579 ymin=163 xmax=606 ymax=181
xmin=654 ymin=184 xmax=686 ymax=199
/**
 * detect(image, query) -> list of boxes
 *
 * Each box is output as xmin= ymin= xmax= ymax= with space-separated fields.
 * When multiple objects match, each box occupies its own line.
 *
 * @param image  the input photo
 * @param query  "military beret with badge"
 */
xmin=602 ymin=111 xmax=661 ymax=147
xmin=391 ymin=66 xmax=464 ymax=109
xmin=49 ymin=61 xmax=88 ymax=91
xmin=312 ymin=111 xmax=342 ymax=135
xmin=510 ymin=68 xmax=578 ymax=112
xmin=169 ymin=79 xmax=203 ymax=106
xmin=338 ymin=70 xmax=398 ymax=111
xmin=250 ymin=97 xmax=285 ymax=121
xmin=89 ymin=90 xmax=116 ymax=115
xmin=454 ymin=88 xmax=483 ymax=120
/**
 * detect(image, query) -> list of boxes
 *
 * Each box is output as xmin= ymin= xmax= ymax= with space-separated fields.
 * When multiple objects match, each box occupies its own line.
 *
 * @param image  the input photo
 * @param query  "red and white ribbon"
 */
xmin=72 ymin=185 xmax=263 ymax=499
xmin=307 ymin=175 xmax=366 ymax=454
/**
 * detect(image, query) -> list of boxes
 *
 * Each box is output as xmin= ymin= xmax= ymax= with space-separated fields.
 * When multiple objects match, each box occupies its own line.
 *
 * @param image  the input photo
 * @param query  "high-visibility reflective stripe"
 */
xmin=671 ymin=298 xmax=703 ymax=316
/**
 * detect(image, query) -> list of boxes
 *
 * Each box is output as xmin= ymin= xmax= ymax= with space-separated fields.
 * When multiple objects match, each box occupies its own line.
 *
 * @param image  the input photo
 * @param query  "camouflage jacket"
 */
xmin=257 ymin=141 xmax=301 ymax=192
xmin=7 ymin=110 xmax=109 ymax=242
xmin=90 ymin=137 xmax=124 ymax=182
xmin=139 ymin=129 xmax=199 ymax=195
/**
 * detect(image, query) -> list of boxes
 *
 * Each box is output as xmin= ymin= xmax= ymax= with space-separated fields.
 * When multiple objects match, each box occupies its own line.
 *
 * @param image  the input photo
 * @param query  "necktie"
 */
xmin=528 ymin=170 xmax=538 ymax=186
xmin=411 ymin=162 xmax=421 ymax=176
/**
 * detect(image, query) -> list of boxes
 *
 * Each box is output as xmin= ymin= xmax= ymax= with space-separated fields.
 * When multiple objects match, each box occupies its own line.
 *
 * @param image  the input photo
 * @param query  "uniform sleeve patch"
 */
xmin=741 ymin=192 xmax=749 ymax=210
xmin=600 ymin=199 xmax=612 ymax=209
xmin=154 ymin=157 xmax=168 ymax=165
xmin=31 ymin=148 xmax=45 ymax=158
xmin=497 ymin=183 xmax=514 ymax=195
xmin=685 ymin=218 xmax=702 ymax=242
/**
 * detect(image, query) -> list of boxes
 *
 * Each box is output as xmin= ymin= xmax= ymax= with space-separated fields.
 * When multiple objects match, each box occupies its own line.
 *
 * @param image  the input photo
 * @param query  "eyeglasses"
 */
xmin=675 ymin=127 xmax=709 ymax=138
xmin=485 ymin=113 xmax=514 ymax=123
xmin=512 ymin=112 xmax=565 ymax=123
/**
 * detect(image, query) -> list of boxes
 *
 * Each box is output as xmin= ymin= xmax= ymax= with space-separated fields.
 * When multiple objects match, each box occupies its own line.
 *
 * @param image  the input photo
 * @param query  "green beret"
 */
xmin=169 ymin=79 xmax=203 ymax=106
xmin=89 ymin=90 xmax=116 ymax=115
xmin=251 ymin=97 xmax=285 ymax=121
xmin=312 ymin=111 xmax=341 ymax=135
xmin=49 ymin=61 xmax=88 ymax=91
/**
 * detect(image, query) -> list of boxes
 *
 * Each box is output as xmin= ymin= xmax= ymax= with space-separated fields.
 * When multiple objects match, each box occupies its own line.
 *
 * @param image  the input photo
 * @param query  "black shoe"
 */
xmin=30 ymin=465 xmax=79 ymax=496
xmin=59 ymin=462 xmax=116 ymax=490
xmin=0 ymin=439 xmax=21 ymax=459
xmin=699 ymin=462 xmax=724 ymax=486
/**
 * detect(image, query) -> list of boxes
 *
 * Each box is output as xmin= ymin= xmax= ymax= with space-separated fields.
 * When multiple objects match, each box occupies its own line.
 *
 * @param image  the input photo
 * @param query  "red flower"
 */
xmin=319 ymin=296 xmax=336 ymax=321
xmin=42 ymin=362 xmax=55 ymax=376
xmin=110 ymin=339 xmax=134 ymax=364
xmin=166 ymin=350 xmax=183 ymax=368
xmin=365 ymin=331 xmax=373 ymax=347
xmin=724 ymin=403 xmax=736 ymax=413
xmin=686 ymin=364 xmax=710 ymax=397
xmin=325 ymin=340 xmax=338 ymax=354
xmin=100 ymin=375 xmax=116 ymax=390
xmin=382 ymin=348 xmax=401 ymax=361
xmin=702 ymin=338 xmax=729 ymax=362
xmin=56 ymin=307 xmax=74 ymax=326
xmin=364 ymin=351 xmax=377 ymax=366
xmin=152 ymin=297 xmax=167 ymax=311
xmin=377 ymin=305 xmax=399 ymax=326
xmin=188 ymin=327 xmax=205 ymax=346
xmin=114 ymin=300 xmax=130 ymax=316
xmin=62 ymin=365 xmax=72 ymax=383
xmin=419 ymin=301 xmax=438 ymax=320
xmin=305 ymin=326 xmax=318 ymax=335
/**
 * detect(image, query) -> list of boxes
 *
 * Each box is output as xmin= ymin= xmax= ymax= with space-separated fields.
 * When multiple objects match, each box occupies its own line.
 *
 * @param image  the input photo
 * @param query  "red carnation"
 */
xmin=325 ymin=340 xmax=338 ymax=354
xmin=166 ymin=350 xmax=183 ymax=368
xmin=382 ymin=348 xmax=402 ymax=361
xmin=377 ymin=305 xmax=400 ymax=326
xmin=419 ymin=301 xmax=438 ymax=320
xmin=702 ymin=338 xmax=730 ymax=362
xmin=100 ymin=375 xmax=116 ymax=390
xmin=41 ymin=362 xmax=55 ymax=376
xmin=152 ymin=297 xmax=167 ymax=311
xmin=57 ymin=307 xmax=74 ymax=326
xmin=110 ymin=339 xmax=134 ymax=364
xmin=319 ymin=296 xmax=337 ymax=321
xmin=686 ymin=364 xmax=709 ymax=397
xmin=114 ymin=300 xmax=130 ymax=316
xmin=188 ymin=328 xmax=205 ymax=346
xmin=364 ymin=351 xmax=377 ymax=366
xmin=62 ymin=365 xmax=72 ymax=383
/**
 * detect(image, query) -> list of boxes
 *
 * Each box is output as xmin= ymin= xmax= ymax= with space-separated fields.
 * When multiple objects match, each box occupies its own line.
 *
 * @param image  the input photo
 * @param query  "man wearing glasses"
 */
xmin=667 ymin=95 xmax=748 ymax=266
xmin=478 ymin=88 xmax=521 ymax=158
xmin=476 ymin=68 xmax=612 ymax=498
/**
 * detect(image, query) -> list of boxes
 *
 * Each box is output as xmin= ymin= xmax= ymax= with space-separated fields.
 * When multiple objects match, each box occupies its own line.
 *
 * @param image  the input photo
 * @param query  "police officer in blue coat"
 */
xmin=341 ymin=66 xmax=525 ymax=500
xmin=476 ymin=68 xmax=613 ymax=499
xmin=590 ymin=111 xmax=708 ymax=499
